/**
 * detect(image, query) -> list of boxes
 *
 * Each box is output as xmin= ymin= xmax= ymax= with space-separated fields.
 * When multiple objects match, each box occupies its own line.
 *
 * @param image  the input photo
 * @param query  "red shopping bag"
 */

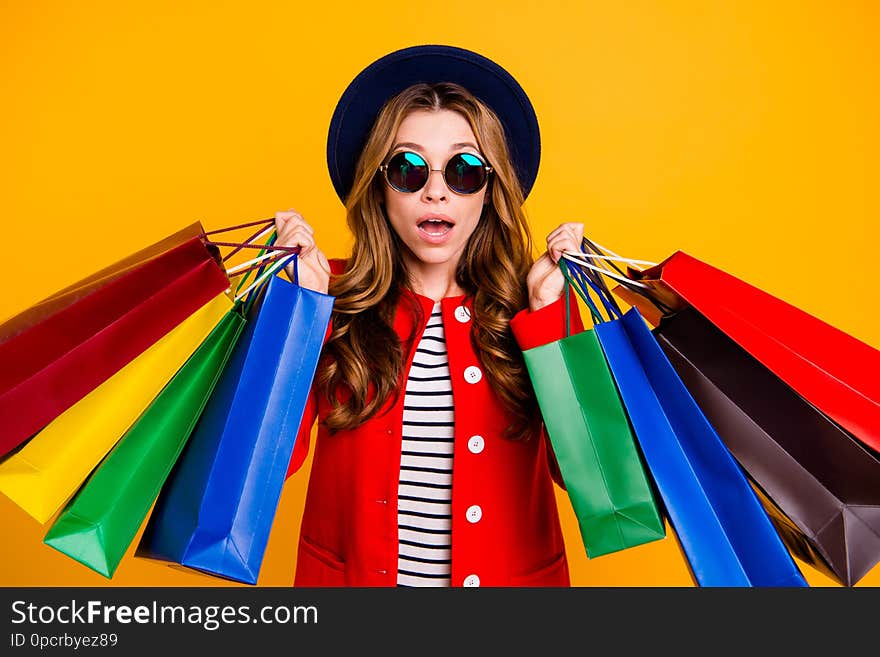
xmin=0 ymin=223 xmax=206 ymax=343
xmin=625 ymin=251 xmax=880 ymax=453
xmin=0 ymin=228 xmax=230 ymax=457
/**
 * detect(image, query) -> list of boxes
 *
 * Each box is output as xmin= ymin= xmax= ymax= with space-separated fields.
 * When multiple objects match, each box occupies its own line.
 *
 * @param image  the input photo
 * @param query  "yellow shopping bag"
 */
xmin=0 ymin=292 xmax=232 ymax=524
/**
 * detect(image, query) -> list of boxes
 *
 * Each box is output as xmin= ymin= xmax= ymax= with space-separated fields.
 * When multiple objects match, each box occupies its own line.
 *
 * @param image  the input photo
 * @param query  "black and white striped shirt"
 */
xmin=397 ymin=302 xmax=454 ymax=587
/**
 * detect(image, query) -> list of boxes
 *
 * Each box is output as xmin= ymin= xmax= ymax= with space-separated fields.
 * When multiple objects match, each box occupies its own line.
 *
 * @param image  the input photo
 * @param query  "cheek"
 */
xmin=459 ymin=195 xmax=487 ymax=230
xmin=383 ymin=190 xmax=412 ymax=236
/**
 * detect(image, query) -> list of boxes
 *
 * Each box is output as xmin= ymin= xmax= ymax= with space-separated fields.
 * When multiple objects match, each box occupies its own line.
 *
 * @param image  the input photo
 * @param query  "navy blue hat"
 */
xmin=326 ymin=44 xmax=541 ymax=204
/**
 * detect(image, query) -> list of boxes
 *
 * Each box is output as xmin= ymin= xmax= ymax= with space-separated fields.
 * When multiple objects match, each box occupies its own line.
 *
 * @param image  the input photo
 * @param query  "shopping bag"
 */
xmin=137 ymin=257 xmax=335 ymax=584
xmin=591 ymin=302 xmax=808 ymax=586
xmin=625 ymin=251 xmax=880 ymax=453
xmin=0 ymin=292 xmax=232 ymax=524
xmin=0 ymin=230 xmax=230 ymax=457
xmin=651 ymin=306 xmax=880 ymax=586
xmin=42 ymin=305 xmax=247 ymax=578
xmin=0 ymin=223 xmax=206 ymax=343
xmin=521 ymin=264 xmax=664 ymax=558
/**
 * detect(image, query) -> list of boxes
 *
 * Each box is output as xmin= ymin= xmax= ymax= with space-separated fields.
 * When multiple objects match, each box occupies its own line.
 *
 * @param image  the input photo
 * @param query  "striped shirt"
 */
xmin=397 ymin=302 xmax=454 ymax=587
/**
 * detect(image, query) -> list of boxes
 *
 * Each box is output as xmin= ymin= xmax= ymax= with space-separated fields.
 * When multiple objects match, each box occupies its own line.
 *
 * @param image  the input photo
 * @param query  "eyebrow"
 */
xmin=391 ymin=141 xmax=480 ymax=152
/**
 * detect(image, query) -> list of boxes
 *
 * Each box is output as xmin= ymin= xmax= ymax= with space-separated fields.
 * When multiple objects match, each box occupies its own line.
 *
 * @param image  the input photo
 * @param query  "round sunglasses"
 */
xmin=378 ymin=150 xmax=493 ymax=195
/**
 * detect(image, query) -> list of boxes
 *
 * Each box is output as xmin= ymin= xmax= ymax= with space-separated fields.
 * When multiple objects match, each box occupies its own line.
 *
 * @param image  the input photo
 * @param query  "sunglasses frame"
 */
xmin=378 ymin=150 xmax=494 ymax=195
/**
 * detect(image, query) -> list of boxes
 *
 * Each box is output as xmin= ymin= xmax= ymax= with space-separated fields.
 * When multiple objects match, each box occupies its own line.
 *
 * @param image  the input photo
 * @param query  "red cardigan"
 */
xmin=285 ymin=260 xmax=584 ymax=587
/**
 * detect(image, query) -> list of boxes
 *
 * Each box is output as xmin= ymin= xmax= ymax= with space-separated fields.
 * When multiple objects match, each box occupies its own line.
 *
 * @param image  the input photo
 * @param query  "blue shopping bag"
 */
xmin=137 ymin=258 xmax=334 ymax=584
xmin=593 ymin=306 xmax=808 ymax=587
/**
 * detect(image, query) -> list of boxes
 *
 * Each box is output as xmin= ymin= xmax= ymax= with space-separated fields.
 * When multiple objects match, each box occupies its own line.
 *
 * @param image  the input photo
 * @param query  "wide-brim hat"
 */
xmin=326 ymin=44 xmax=540 ymax=204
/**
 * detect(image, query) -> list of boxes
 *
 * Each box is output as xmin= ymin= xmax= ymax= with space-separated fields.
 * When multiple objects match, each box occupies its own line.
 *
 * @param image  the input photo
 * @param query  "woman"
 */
xmin=276 ymin=45 xmax=584 ymax=587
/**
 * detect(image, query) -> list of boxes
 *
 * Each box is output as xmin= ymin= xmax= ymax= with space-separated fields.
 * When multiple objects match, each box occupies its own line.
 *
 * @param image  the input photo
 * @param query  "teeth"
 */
xmin=419 ymin=219 xmax=452 ymax=236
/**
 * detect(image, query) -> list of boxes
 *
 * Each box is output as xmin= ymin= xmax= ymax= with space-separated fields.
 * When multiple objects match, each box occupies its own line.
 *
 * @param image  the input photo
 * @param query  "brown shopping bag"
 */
xmin=651 ymin=306 xmax=880 ymax=587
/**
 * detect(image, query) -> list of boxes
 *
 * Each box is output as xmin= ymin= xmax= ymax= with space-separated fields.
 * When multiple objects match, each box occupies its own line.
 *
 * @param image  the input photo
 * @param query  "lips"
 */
xmin=418 ymin=218 xmax=453 ymax=234
xmin=416 ymin=214 xmax=455 ymax=243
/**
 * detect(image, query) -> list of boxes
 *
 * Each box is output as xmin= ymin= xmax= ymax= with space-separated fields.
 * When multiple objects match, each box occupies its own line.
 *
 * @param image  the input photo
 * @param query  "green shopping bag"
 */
xmin=42 ymin=304 xmax=247 ymax=577
xmin=522 ymin=262 xmax=665 ymax=558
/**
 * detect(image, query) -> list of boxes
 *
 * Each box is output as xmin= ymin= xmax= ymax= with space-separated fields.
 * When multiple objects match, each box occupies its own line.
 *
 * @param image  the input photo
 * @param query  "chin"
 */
xmin=414 ymin=251 xmax=455 ymax=265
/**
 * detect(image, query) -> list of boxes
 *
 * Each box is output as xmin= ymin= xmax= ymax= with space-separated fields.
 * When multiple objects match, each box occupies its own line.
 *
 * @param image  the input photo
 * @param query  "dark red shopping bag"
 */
xmin=0 ymin=223 xmax=207 ymax=343
xmin=625 ymin=251 xmax=880 ymax=454
xmin=0 ymin=229 xmax=230 ymax=457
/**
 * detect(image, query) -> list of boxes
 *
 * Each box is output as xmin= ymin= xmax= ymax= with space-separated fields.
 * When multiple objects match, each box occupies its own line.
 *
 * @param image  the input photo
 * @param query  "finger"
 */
xmin=274 ymin=209 xmax=300 ymax=223
xmin=274 ymin=214 xmax=291 ymax=235
xmin=275 ymin=228 xmax=315 ymax=254
xmin=548 ymin=227 xmax=584 ymax=251
xmin=546 ymin=222 xmax=581 ymax=237
xmin=566 ymin=223 xmax=585 ymax=248
xmin=274 ymin=211 xmax=315 ymax=235
xmin=548 ymin=232 xmax=581 ymax=252
xmin=276 ymin=222 xmax=313 ymax=239
xmin=547 ymin=226 xmax=581 ymax=248
xmin=546 ymin=223 xmax=584 ymax=247
xmin=275 ymin=209 xmax=312 ymax=229
xmin=545 ymin=226 xmax=568 ymax=244
xmin=547 ymin=238 xmax=580 ymax=263
xmin=288 ymin=216 xmax=315 ymax=235
xmin=278 ymin=208 xmax=312 ymax=231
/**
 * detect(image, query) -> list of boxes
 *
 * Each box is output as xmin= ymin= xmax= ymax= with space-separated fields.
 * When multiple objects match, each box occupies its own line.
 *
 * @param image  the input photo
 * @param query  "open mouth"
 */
xmin=417 ymin=218 xmax=454 ymax=236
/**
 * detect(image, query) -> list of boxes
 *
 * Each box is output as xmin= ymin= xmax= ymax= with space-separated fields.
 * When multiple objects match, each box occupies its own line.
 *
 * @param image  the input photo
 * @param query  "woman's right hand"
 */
xmin=274 ymin=209 xmax=331 ymax=294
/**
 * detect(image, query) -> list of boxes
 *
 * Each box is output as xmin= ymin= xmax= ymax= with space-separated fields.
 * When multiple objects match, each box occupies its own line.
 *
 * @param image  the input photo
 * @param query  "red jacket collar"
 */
xmin=329 ymin=259 xmax=472 ymax=334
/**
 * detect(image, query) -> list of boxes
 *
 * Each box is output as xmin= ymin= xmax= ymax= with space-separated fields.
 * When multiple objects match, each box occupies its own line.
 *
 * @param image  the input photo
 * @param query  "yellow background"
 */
xmin=1 ymin=1 xmax=878 ymax=587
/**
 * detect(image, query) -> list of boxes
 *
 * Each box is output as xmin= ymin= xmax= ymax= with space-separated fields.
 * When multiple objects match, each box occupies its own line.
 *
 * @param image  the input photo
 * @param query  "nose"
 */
xmin=421 ymin=169 xmax=448 ymax=202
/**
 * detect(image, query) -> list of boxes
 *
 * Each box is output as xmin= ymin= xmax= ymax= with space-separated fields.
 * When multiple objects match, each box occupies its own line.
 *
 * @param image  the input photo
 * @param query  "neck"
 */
xmin=405 ymin=257 xmax=465 ymax=302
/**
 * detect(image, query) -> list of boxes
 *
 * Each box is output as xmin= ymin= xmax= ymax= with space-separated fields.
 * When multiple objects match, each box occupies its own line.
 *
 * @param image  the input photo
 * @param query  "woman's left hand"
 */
xmin=526 ymin=222 xmax=585 ymax=311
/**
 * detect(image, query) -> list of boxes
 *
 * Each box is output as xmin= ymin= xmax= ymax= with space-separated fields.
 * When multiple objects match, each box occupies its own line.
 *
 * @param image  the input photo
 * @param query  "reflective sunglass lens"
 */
xmin=445 ymin=153 xmax=487 ymax=194
xmin=386 ymin=151 xmax=428 ymax=192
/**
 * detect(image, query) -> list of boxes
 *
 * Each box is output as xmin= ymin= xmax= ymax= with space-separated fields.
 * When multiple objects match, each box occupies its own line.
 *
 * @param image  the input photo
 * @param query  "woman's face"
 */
xmin=382 ymin=109 xmax=489 ymax=272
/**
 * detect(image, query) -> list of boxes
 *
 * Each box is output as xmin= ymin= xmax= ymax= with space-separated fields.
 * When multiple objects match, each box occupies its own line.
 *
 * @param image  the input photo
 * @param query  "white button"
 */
xmin=464 ymin=366 xmax=482 ymax=384
xmin=463 ymin=574 xmax=481 ymax=587
xmin=454 ymin=305 xmax=471 ymax=323
xmin=466 ymin=504 xmax=482 ymax=523
xmin=468 ymin=435 xmax=485 ymax=454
